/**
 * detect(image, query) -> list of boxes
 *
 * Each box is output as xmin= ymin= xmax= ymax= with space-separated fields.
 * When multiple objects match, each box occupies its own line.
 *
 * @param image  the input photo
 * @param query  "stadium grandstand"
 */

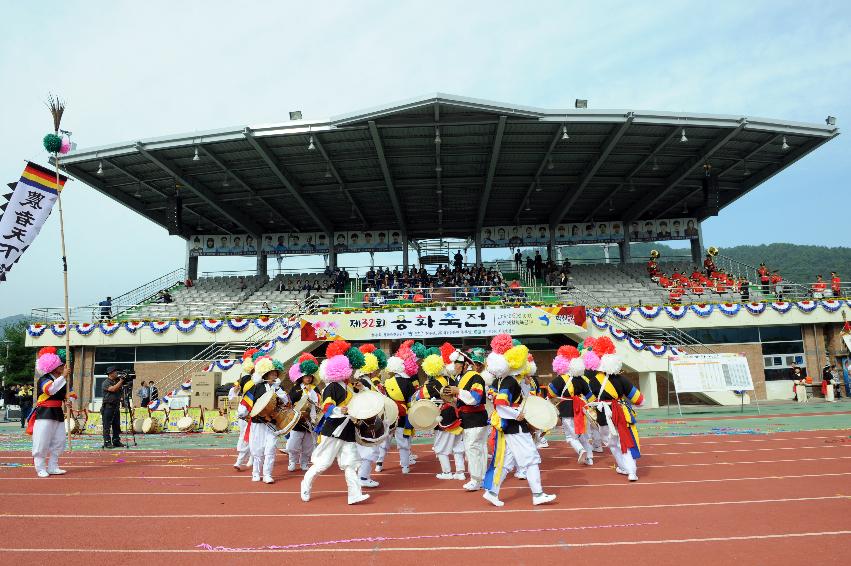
xmin=24 ymin=93 xmax=847 ymax=412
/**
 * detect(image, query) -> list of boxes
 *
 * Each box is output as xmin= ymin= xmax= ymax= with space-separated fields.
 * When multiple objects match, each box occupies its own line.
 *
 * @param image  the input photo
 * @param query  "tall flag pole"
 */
xmin=43 ymin=94 xmax=73 ymax=449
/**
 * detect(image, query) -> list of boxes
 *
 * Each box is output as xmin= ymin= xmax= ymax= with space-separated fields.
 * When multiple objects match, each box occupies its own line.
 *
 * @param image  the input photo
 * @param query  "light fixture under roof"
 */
xmin=134 ymin=184 xmax=142 ymax=198
xmin=652 ymin=156 xmax=659 ymax=171
xmin=308 ymin=135 xmax=315 ymax=151
xmin=193 ymin=147 xmax=200 ymax=161
xmin=525 ymin=200 xmax=532 ymax=211
xmin=324 ymin=165 xmax=332 ymax=178
xmin=781 ymin=136 xmax=790 ymax=151
xmin=681 ymin=202 xmax=688 ymax=214
xmin=435 ymin=164 xmax=443 ymax=172
xmin=547 ymin=156 xmax=554 ymax=170
xmin=575 ymin=99 xmax=588 ymax=109
xmin=743 ymin=160 xmax=751 ymax=176
xmin=289 ymin=110 xmax=303 ymax=120
xmin=96 ymin=160 xmax=103 ymax=175
xmin=608 ymin=199 xmax=614 ymax=212
xmin=222 ymin=174 xmax=230 ymax=187
xmin=434 ymin=126 xmax=441 ymax=145
xmin=561 ymin=125 xmax=569 ymax=140
xmin=680 ymin=128 xmax=688 ymax=143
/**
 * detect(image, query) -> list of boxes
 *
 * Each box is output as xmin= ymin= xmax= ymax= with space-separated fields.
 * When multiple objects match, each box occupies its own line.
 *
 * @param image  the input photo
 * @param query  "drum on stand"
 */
xmin=408 ymin=399 xmax=441 ymax=430
xmin=210 ymin=415 xmax=230 ymax=433
xmin=142 ymin=417 xmax=161 ymax=434
xmin=176 ymin=416 xmax=195 ymax=432
xmin=64 ymin=417 xmax=80 ymax=435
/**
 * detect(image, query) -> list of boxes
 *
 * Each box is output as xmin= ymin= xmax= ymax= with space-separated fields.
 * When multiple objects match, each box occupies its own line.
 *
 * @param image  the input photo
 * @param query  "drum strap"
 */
xmin=332 ymin=416 xmax=351 ymax=438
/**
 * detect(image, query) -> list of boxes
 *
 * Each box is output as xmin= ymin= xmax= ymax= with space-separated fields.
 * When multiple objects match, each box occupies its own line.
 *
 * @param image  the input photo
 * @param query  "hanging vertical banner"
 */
xmin=0 ymin=162 xmax=67 ymax=282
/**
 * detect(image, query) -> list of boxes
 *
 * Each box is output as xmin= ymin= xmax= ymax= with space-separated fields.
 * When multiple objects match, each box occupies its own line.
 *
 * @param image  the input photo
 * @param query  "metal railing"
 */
xmin=711 ymin=253 xmax=811 ymax=301
xmin=554 ymin=284 xmax=715 ymax=354
xmin=110 ymin=268 xmax=186 ymax=319
xmin=359 ymin=284 xmax=531 ymax=306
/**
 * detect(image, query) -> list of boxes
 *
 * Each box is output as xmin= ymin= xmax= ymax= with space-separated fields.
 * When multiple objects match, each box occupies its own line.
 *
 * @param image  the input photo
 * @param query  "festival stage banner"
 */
xmin=0 ymin=162 xmax=67 ymax=282
xmin=300 ymin=305 xmax=587 ymax=341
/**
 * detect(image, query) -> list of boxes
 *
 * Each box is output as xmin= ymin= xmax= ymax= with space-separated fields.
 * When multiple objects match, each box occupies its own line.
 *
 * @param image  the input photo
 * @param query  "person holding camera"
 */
xmin=101 ymin=367 xmax=126 ymax=449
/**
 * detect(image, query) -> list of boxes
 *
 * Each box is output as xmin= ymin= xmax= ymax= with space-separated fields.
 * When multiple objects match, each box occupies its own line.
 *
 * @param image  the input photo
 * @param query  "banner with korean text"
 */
xmin=301 ymin=306 xmax=586 ymax=341
xmin=0 ymin=162 xmax=67 ymax=282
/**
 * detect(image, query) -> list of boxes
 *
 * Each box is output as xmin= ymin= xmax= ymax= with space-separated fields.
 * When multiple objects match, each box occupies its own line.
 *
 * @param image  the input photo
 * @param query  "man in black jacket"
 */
xmin=101 ymin=367 xmax=126 ymax=448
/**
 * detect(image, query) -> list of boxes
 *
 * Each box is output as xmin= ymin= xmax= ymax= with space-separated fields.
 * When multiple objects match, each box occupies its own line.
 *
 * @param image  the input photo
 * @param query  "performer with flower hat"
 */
xmin=301 ymin=341 xmax=370 ymax=505
xmin=439 ymin=345 xmax=488 ymax=491
xmin=29 ymin=347 xmax=76 ymax=478
xmin=417 ymin=346 xmax=466 ymax=480
xmin=353 ymin=344 xmax=385 ymax=488
xmin=285 ymin=353 xmax=321 ymax=472
xmin=228 ymin=348 xmax=259 ymax=471
xmin=482 ymin=335 xmax=556 ymax=507
xmin=549 ymin=345 xmax=594 ymax=466
xmin=381 ymin=340 xmax=420 ymax=474
xmin=582 ymin=337 xmax=644 ymax=481
xmin=238 ymin=356 xmax=288 ymax=484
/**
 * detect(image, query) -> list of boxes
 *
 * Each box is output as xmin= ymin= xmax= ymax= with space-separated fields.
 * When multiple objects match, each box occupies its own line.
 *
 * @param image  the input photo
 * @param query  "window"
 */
xmin=94 ymin=347 xmax=135 ymax=363
xmin=135 ymin=345 xmax=206 ymax=362
xmin=762 ymin=341 xmax=805 ymax=355
xmin=759 ymin=325 xmax=802 ymax=343
xmin=685 ymin=327 xmax=759 ymax=344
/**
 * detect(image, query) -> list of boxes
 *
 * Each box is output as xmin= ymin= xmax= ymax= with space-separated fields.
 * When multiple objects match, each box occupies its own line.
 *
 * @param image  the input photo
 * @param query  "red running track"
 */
xmin=1 ymin=430 xmax=850 ymax=565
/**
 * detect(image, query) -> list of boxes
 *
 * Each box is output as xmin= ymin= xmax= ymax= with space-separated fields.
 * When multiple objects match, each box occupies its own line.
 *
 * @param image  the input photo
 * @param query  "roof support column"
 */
xmin=256 ymin=248 xmax=267 ymax=278
xmin=402 ymin=230 xmax=409 ymax=271
xmin=474 ymin=232 xmax=482 ymax=265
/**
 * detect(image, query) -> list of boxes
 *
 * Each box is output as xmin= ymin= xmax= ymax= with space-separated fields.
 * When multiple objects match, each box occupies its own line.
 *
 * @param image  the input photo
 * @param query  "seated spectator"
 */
xmin=275 ymin=279 xmax=285 ymax=292
xmin=739 ymin=278 xmax=750 ymax=302
xmin=812 ymin=274 xmax=827 ymax=298
xmin=261 ymin=301 xmax=271 ymax=313
xmin=658 ymin=274 xmax=672 ymax=289
xmin=184 ymin=278 xmax=194 ymax=288
xmin=159 ymin=290 xmax=173 ymax=304
xmin=689 ymin=280 xmax=704 ymax=295
xmin=239 ymin=277 xmax=247 ymax=291
xmin=690 ymin=268 xmax=702 ymax=282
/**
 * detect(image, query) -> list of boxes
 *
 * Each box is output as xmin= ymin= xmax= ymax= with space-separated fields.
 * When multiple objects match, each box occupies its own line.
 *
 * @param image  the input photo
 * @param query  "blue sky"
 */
xmin=1 ymin=0 xmax=849 ymax=318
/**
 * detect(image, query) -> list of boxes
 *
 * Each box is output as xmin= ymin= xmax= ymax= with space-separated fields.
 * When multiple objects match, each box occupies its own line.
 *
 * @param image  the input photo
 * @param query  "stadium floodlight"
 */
xmin=826 ymin=116 xmax=836 ymax=126
xmin=562 ymin=125 xmax=569 ymax=140
xmin=289 ymin=110 xmax=303 ymax=120
xmin=193 ymin=147 xmax=200 ymax=161
xmin=680 ymin=128 xmax=688 ymax=143
xmin=308 ymin=135 xmax=315 ymax=151
xmin=96 ymin=160 xmax=103 ymax=175
xmin=781 ymin=136 xmax=790 ymax=151
xmin=575 ymin=99 xmax=588 ymax=109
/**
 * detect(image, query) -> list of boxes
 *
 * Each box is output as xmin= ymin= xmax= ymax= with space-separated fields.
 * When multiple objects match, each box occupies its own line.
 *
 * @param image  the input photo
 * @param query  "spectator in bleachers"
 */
xmin=158 ymin=290 xmax=173 ymax=304
xmin=831 ymin=272 xmax=841 ymax=297
xmin=453 ymin=250 xmax=463 ymax=271
xmin=758 ymin=263 xmax=770 ymax=294
xmin=812 ymin=275 xmax=827 ymax=298
xmin=275 ymin=278 xmax=285 ymax=293
xmin=184 ymin=278 xmax=194 ymax=288
xmin=739 ymin=277 xmax=750 ymax=302
xmin=703 ymin=253 xmax=716 ymax=278
xmin=514 ymin=249 xmax=522 ymax=271
xmin=99 ymin=296 xmax=113 ymax=321
xmin=261 ymin=301 xmax=271 ymax=313
xmin=526 ymin=256 xmax=534 ymax=276
xmin=771 ymin=271 xmax=783 ymax=300
xmin=534 ymin=251 xmax=543 ymax=279
xmin=239 ymin=277 xmax=247 ymax=291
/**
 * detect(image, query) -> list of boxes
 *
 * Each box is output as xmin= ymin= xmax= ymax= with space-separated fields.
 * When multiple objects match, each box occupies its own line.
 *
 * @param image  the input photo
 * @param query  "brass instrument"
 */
xmin=707 ymin=246 xmax=719 ymax=257
xmin=649 ymin=249 xmax=660 ymax=259
xmin=440 ymin=385 xmax=457 ymax=404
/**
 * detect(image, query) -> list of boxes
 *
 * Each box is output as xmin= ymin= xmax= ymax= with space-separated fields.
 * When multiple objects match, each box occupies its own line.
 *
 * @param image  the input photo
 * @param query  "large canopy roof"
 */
xmin=57 ymin=93 xmax=838 ymax=239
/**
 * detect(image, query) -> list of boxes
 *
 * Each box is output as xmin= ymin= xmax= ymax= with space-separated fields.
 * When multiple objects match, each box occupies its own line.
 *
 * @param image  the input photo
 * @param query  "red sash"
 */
xmin=457 ymin=404 xmax=486 ymax=414
xmin=25 ymin=400 xmax=62 ymax=435
xmin=608 ymin=400 xmax=635 ymax=454
xmin=243 ymin=419 xmax=252 ymax=442
xmin=572 ymin=396 xmax=586 ymax=434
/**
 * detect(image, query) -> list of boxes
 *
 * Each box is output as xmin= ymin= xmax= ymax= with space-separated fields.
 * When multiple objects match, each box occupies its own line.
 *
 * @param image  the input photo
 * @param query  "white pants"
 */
xmin=395 ymin=427 xmax=412 ymax=467
xmin=433 ymin=430 xmax=465 ymax=473
xmin=249 ymin=422 xmax=278 ymax=478
xmin=589 ymin=419 xmax=609 ymax=450
xmin=490 ymin=432 xmax=542 ymax=496
xmin=378 ymin=429 xmax=393 ymax=463
xmin=303 ymin=436 xmax=363 ymax=500
xmin=608 ymin=430 xmax=638 ymax=475
xmin=32 ymin=419 xmax=65 ymax=475
xmin=235 ymin=419 xmax=251 ymax=467
xmin=562 ymin=417 xmax=592 ymax=457
xmin=462 ymin=426 xmax=489 ymax=484
xmin=357 ymin=443 xmax=381 ymax=479
xmin=286 ymin=430 xmax=316 ymax=469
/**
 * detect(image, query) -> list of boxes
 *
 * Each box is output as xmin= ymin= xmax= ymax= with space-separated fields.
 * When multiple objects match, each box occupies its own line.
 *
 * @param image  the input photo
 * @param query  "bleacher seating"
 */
xmin=128 ymin=275 xmax=266 ymax=319
xmin=554 ymin=261 xmax=758 ymax=306
xmin=249 ymin=274 xmax=337 ymax=309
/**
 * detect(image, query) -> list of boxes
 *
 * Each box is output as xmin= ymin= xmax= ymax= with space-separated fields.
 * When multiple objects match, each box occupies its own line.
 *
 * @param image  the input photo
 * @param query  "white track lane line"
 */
xmin=1 ymin=530 xmax=850 ymax=553
xmin=1 ymin=471 xmax=849 ymax=497
xmin=1 ymin=495 xmax=847 ymax=519
xmin=3 ymin=454 xmax=851 ymax=480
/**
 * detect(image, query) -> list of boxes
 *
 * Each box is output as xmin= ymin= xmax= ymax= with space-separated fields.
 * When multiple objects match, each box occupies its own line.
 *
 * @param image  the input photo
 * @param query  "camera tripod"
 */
xmin=118 ymin=384 xmax=138 ymax=448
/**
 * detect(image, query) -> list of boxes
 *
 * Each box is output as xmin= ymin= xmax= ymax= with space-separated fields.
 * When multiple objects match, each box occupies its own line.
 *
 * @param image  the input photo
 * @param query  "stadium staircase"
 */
xmin=154 ymin=296 xmax=322 ymax=394
xmin=111 ymin=268 xmax=186 ymax=320
xmin=712 ymin=253 xmax=811 ymax=300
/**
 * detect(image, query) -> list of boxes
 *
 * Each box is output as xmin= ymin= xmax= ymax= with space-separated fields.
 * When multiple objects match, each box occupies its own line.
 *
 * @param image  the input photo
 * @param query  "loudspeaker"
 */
xmin=702 ymin=173 xmax=719 ymax=216
xmin=167 ymin=194 xmax=183 ymax=235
